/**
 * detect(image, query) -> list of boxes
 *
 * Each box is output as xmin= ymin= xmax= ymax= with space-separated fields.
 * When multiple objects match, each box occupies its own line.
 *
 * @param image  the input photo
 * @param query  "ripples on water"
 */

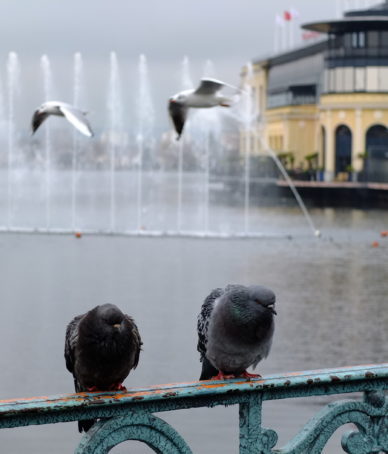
xmin=0 ymin=211 xmax=387 ymax=453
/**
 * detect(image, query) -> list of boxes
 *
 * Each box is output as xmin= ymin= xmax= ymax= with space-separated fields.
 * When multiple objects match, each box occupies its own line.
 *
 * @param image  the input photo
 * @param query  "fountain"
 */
xmin=136 ymin=54 xmax=155 ymax=231
xmin=238 ymin=61 xmax=255 ymax=234
xmin=72 ymin=52 xmax=84 ymax=231
xmin=40 ymin=54 xmax=53 ymax=230
xmin=107 ymin=51 xmax=124 ymax=232
xmin=6 ymin=52 xmax=20 ymax=229
xmin=0 ymin=53 xmax=319 ymax=238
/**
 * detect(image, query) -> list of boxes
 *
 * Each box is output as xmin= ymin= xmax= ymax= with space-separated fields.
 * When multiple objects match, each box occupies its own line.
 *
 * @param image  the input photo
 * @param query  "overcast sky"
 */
xmin=0 ymin=0 xmax=377 ymax=132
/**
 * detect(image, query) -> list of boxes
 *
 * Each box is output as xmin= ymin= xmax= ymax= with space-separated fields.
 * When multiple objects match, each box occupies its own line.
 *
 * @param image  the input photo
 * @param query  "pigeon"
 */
xmin=31 ymin=101 xmax=94 ymax=137
xmin=168 ymin=78 xmax=237 ymax=140
xmin=64 ymin=303 xmax=142 ymax=432
xmin=197 ymin=285 xmax=276 ymax=380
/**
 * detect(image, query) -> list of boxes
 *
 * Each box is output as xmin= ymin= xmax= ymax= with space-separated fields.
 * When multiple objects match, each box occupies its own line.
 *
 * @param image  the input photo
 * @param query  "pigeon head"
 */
xmin=247 ymin=285 xmax=277 ymax=315
xmin=90 ymin=304 xmax=126 ymax=334
xmin=224 ymin=285 xmax=277 ymax=325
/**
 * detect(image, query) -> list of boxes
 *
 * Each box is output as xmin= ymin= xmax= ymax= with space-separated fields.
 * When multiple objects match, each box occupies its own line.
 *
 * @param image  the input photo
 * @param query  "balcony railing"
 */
xmin=0 ymin=363 xmax=387 ymax=453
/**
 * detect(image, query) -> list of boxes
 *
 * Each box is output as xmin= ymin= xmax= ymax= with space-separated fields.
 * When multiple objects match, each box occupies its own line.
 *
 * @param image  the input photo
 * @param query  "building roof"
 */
xmin=253 ymin=40 xmax=327 ymax=68
xmin=303 ymin=1 xmax=388 ymax=34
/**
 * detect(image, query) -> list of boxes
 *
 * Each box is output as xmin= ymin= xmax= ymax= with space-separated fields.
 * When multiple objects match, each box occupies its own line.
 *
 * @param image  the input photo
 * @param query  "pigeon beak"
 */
xmin=113 ymin=323 xmax=121 ymax=329
xmin=269 ymin=306 xmax=277 ymax=315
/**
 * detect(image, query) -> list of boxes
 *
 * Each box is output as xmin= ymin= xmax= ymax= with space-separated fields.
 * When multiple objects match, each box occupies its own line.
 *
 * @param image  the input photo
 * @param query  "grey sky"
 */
xmin=0 ymin=1 xmax=360 ymax=132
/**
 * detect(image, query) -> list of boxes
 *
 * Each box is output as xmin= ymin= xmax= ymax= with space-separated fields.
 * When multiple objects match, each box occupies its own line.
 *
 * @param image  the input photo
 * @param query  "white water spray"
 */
xmin=72 ymin=52 xmax=84 ymax=230
xmin=6 ymin=52 xmax=20 ymax=228
xmin=136 ymin=54 xmax=155 ymax=231
xmin=40 ymin=54 xmax=53 ymax=230
xmin=107 ymin=52 xmax=124 ymax=232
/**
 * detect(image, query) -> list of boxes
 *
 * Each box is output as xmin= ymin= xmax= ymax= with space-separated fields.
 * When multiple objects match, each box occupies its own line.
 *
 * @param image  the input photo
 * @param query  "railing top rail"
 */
xmin=0 ymin=363 xmax=387 ymax=420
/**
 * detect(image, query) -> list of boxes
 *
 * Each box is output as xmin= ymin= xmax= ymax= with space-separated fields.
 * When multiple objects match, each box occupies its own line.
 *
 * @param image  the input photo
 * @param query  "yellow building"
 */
xmin=243 ymin=1 xmax=388 ymax=182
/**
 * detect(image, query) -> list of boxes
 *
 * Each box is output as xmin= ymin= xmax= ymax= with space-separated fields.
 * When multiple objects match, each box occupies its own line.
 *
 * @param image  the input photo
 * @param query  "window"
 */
xmin=368 ymin=31 xmax=379 ymax=48
xmin=381 ymin=31 xmax=388 ymax=46
xmin=379 ymin=67 xmax=388 ymax=91
xmin=366 ymin=67 xmax=379 ymax=91
xmin=343 ymin=67 xmax=354 ymax=92
xmin=355 ymin=68 xmax=366 ymax=91
xmin=351 ymin=32 xmax=366 ymax=48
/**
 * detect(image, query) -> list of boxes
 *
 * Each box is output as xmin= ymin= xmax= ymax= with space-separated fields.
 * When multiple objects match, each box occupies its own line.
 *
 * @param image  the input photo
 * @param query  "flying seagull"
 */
xmin=64 ymin=303 xmax=142 ymax=432
xmin=168 ymin=78 xmax=238 ymax=140
xmin=197 ymin=284 xmax=276 ymax=380
xmin=31 ymin=101 xmax=94 ymax=137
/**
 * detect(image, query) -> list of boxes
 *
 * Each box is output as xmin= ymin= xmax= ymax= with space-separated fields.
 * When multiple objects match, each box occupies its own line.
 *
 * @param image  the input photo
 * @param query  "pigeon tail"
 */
xmin=78 ymin=419 xmax=95 ymax=433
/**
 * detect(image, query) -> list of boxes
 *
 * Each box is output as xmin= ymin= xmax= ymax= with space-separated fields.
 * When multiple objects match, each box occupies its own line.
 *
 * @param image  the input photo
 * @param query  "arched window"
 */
xmin=335 ymin=125 xmax=352 ymax=173
xmin=365 ymin=124 xmax=388 ymax=182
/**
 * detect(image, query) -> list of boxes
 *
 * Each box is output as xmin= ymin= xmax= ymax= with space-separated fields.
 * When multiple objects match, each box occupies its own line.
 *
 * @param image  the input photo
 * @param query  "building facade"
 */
xmin=243 ymin=1 xmax=388 ymax=182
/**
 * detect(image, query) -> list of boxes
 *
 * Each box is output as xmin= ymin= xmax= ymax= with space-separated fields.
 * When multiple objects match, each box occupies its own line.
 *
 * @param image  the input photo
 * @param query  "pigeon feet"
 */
xmin=109 ymin=383 xmax=127 ymax=392
xmin=210 ymin=371 xmax=262 ymax=381
xmin=238 ymin=371 xmax=262 ymax=380
xmin=211 ymin=371 xmax=238 ymax=380
xmin=86 ymin=386 xmax=100 ymax=392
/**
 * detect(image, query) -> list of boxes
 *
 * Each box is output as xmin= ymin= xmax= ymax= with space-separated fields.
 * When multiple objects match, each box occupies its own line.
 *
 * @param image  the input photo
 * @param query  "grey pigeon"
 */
xmin=197 ymin=285 xmax=276 ymax=380
xmin=168 ymin=78 xmax=237 ymax=140
xmin=31 ymin=101 xmax=94 ymax=137
xmin=64 ymin=303 xmax=142 ymax=432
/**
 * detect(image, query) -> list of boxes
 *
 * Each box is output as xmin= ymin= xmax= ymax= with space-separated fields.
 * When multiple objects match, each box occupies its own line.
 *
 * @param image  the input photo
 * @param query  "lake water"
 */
xmin=0 ymin=204 xmax=387 ymax=453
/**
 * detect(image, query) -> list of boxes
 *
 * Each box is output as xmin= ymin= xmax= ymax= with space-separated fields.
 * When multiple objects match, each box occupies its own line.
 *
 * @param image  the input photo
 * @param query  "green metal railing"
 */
xmin=0 ymin=363 xmax=387 ymax=453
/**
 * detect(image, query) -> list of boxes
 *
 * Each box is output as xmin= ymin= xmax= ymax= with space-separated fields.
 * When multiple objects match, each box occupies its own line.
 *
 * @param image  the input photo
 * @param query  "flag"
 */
xmin=284 ymin=10 xmax=292 ymax=21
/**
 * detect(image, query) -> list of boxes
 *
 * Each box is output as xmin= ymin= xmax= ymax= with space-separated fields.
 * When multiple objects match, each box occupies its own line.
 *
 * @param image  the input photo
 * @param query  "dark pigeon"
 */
xmin=64 ymin=303 xmax=142 ymax=432
xmin=197 ymin=284 xmax=276 ymax=380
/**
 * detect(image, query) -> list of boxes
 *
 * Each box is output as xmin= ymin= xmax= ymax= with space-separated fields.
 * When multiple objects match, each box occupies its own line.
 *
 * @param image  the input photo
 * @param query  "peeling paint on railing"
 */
xmin=0 ymin=363 xmax=387 ymax=453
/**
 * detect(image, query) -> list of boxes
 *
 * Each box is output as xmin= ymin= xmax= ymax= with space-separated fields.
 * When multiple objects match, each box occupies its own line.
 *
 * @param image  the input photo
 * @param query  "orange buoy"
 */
xmin=372 ymin=241 xmax=380 ymax=248
xmin=380 ymin=230 xmax=388 ymax=238
xmin=74 ymin=232 xmax=82 ymax=238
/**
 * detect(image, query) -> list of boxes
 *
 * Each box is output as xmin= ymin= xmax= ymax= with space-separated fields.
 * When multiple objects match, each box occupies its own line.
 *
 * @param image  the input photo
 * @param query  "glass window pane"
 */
xmin=355 ymin=67 xmax=365 ymax=91
xmin=359 ymin=32 xmax=365 ymax=48
xmin=379 ymin=67 xmax=388 ymax=91
xmin=343 ymin=67 xmax=354 ymax=92
xmin=381 ymin=31 xmax=388 ymax=46
xmin=344 ymin=33 xmax=352 ymax=48
xmin=368 ymin=31 xmax=379 ymax=48
xmin=367 ymin=67 xmax=378 ymax=91
xmin=336 ymin=68 xmax=344 ymax=91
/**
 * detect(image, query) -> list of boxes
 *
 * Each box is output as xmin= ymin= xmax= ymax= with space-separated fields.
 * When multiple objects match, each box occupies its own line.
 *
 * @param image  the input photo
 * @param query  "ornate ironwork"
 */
xmin=0 ymin=363 xmax=387 ymax=453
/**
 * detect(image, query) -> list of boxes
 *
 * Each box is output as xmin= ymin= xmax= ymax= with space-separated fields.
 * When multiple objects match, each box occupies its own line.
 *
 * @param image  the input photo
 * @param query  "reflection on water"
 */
xmin=0 ymin=210 xmax=387 ymax=453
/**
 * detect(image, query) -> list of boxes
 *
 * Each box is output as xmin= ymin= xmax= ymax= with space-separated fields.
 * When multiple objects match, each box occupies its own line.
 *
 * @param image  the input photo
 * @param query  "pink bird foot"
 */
xmin=86 ymin=386 xmax=100 ymax=392
xmin=238 ymin=371 xmax=262 ymax=380
xmin=210 ymin=371 xmax=238 ymax=380
xmin=109 ymin=383 xmax=127 ymax=392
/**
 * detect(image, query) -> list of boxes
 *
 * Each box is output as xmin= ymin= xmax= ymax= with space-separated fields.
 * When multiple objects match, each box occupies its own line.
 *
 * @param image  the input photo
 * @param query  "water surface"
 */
xmin=0 ymin=211 xmax=387 ymax=453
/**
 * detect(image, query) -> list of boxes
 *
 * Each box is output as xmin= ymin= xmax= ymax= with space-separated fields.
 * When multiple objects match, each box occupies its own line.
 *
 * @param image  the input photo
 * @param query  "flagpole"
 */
xmin=274 ymin=17 xmax=278 ymax=54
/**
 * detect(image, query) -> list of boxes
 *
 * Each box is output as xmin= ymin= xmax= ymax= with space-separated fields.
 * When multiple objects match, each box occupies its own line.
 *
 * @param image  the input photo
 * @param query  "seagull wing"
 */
xmin=194 ymin=78 xmax=225 ymax=95
xmin=31 ymin=110 xmax=50 ymax=134
xmin=168 ymin=100 xmax=188 ymax=140
xmin=59 ymin=104 xmax=94 ymax=137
